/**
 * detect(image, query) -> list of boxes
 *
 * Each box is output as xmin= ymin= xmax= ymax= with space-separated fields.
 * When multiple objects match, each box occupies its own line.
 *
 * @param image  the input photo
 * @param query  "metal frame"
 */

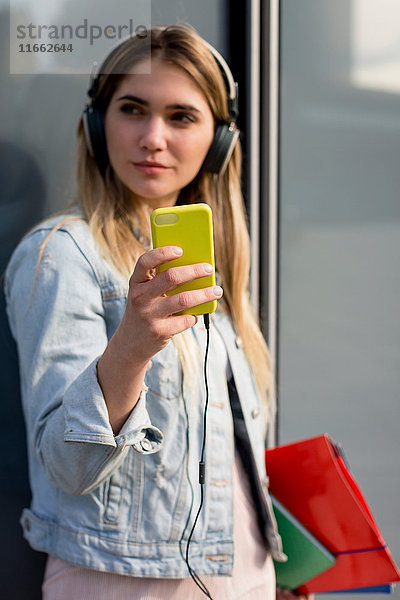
xmin=259 ymin=0 xmax=281 ymax=442
xmin=245 ymin=0 xmax=280 ymax=370
xmin=248 ymin=0 xmax=262 ymax=317
xmin=262 ymin=0 xmax=280 ymax=370
xmin=230 ymin=0 xmax=281 ymax=439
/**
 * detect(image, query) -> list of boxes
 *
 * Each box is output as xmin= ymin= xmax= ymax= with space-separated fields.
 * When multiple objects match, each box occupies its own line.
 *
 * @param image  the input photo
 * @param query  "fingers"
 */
xmin=151 ymin=285 xmax=222 ymax=337
xmin=126 ymin=246 xmax=223 ymax=351
xmin=132 ymin=247 xmax=215 ymax=296
xmin=151 ymin=262 xmax=215 ymax=296
xmin=161 ymin=313 xmax=199 ymax=337
xmin=163 ymin=284 xmax=223 ymax=316
xmin=130 ymin=246 xmax=183 ymax=283
xmin=129 ymin=247 xmax=221 ymax=314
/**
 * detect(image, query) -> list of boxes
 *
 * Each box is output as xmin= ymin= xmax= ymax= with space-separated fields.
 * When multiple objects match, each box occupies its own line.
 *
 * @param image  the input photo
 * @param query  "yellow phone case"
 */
xmin=150 ymin=203 xmax=217 ymax=315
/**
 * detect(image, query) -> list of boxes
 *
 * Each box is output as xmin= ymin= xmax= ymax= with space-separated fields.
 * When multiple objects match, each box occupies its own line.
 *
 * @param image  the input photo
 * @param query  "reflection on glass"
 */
xmin=351 ymin=0 xmax=400 ymax=93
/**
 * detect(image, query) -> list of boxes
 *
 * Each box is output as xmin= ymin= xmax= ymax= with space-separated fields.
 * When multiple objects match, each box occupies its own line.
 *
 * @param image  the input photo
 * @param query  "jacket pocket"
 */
xmin=146 ymin=346 xmax=182 ymax=401
xmin=103 ymin=456 xmax=129 ymax=525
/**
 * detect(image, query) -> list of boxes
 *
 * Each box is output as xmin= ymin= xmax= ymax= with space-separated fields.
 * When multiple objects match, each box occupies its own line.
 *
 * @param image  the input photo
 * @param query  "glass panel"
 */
xmin=0 ymin=0 xmax=227 ymax=271
xmin=0 ymin=1 xmax=227 ymax=596
xmin=278 ymin=1 xmax=400 ymax=596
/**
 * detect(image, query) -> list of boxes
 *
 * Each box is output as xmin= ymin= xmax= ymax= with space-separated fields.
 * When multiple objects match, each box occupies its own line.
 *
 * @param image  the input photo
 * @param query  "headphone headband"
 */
xmin=200 ymin=39 xmax=239 ymax=121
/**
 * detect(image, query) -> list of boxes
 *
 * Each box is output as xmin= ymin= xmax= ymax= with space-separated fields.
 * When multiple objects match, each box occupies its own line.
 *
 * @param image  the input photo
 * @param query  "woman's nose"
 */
xmin=139 ymin=117 xmax=168 ymax=151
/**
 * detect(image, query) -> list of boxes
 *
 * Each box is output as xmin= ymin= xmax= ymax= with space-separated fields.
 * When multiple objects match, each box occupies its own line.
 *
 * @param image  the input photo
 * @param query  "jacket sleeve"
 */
xmin=5 ymin=226 xmax=163 ymax=496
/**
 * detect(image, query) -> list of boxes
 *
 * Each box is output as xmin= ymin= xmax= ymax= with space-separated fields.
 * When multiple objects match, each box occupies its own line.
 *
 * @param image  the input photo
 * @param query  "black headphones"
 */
xmin=82 ymin=28 xmax=239 ymax=178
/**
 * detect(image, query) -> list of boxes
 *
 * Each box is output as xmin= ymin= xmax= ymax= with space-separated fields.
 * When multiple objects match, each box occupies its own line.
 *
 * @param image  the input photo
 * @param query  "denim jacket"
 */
xmin=5 ymin=213 xmax=285 ymax=577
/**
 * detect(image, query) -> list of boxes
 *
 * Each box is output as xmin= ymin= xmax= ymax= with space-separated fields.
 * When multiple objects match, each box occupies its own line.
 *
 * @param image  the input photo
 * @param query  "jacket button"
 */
xmin=251 ymin=408 xmax=260 ymax=419
xmin=141 ymin=439 xmax=152 ymax=451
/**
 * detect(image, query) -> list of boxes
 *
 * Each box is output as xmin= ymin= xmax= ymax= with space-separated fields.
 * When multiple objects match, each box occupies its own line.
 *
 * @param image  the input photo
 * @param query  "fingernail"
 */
xmin=173 ymin=247 xmax=183 ymax=256
xmin=204 ymin=263 xmax=214 ymax=274
xmin=213 ymin=286 xmax=223 ymax=297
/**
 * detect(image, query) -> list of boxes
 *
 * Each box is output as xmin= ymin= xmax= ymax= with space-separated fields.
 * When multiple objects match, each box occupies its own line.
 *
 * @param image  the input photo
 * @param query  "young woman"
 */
xmin=5 ymin=24 xmax=291 ymax=599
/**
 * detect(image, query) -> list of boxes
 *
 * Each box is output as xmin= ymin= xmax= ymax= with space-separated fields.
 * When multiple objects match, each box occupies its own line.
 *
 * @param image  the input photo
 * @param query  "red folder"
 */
xmin=265 ymin=434 xmax=400 ymax=593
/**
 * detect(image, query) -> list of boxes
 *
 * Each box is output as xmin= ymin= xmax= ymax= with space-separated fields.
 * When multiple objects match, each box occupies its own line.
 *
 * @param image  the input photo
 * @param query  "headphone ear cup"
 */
xmin=82 ymin=105 xmax=109 ymax=177
xmin=202 ymin=123 xmax=240 ymax=175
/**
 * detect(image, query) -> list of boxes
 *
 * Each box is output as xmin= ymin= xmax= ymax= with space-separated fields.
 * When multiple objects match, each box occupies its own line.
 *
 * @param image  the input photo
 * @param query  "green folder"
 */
xmin=272 ymin=494 xmax=336 ymax=589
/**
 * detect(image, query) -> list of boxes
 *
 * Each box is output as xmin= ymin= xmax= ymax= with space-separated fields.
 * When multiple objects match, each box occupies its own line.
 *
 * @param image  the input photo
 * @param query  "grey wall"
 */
xmin=0 ymin=2 xmax=228 ymax=598
xmin=277 ymin=1 xmax=400 ymax=597
xmin=0 ymin=0 xmax=228 ymax=226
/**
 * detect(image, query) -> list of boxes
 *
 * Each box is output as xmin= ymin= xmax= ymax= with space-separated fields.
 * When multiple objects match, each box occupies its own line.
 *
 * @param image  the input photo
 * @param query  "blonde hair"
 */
xmin=76 ymin=25 xmax=276 ymax=425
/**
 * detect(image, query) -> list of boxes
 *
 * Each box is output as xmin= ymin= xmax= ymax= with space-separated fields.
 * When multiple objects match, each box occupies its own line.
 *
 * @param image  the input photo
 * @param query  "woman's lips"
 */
xmin=133 ymin=161 xmax=170 ymax=174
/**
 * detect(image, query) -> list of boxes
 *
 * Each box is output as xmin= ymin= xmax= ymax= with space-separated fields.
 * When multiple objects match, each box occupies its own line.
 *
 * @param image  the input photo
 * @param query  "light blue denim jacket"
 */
xmin=5 ymin=213 xmax=285 ymax=577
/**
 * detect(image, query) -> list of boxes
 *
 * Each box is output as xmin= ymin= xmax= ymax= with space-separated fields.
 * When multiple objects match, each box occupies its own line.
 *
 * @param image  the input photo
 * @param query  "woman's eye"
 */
xmin=172 ymin=112 xmax=196 ymax=124
xmin=119 ymin=104 xmax=141 ymax=116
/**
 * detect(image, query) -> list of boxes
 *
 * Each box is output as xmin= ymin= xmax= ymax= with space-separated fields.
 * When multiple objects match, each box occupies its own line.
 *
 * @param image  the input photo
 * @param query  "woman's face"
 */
xmin=104 ymin=58 xmax=215 ymax=209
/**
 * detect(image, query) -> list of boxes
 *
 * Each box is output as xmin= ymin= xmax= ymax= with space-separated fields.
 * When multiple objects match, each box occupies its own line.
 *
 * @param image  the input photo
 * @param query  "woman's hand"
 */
xmin=97 ymin=245 xmax=223 ymax=433
xmin=276 ymin=588 xmax=314 ymax=600
xmin=120 ymin=245 xmax=222 ymax=362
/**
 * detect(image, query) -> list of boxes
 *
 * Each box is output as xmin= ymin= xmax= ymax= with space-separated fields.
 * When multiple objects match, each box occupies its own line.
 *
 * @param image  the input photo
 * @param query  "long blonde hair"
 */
xmin=76 ymin=25 xmax=276 ymax=424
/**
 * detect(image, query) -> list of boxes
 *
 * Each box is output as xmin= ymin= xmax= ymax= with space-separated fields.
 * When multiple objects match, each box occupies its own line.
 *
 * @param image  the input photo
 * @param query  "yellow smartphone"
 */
xmin=150 ymin=203 xmax=217 ymax=315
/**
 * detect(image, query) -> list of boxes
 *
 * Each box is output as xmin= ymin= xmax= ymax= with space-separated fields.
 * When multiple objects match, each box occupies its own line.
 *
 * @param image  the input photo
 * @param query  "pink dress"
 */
xmin=42 ymin=453 xmax=276 ymax=600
